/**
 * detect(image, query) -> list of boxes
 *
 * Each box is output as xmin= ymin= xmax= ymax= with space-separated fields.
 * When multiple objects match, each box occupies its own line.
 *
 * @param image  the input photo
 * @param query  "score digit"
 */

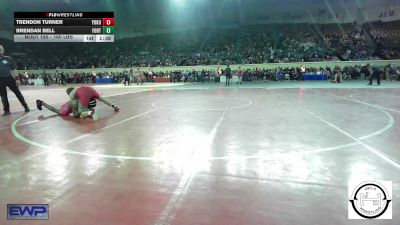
xmin=103 ymin=26 xmax=114 ymax=34
xmin=102 ymin=18 xmax=114 ymax=26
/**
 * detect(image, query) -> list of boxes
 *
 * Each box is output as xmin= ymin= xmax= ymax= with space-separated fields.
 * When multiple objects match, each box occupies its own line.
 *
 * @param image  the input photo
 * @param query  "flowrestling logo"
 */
xmin=348 ymin=181 xmax=392 ymax=219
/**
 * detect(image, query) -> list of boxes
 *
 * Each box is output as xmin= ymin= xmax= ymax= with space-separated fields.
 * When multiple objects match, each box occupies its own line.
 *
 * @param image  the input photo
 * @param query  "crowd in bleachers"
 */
xmin=17 ymin=63 xmax=400 ymax=87
xmin=366 ymin=21 xmax=400 ymax=59
xmin=368 ymin=21 xmax=400 ymax=47
xmin=2 ymin=21 xmax=400 ymax=70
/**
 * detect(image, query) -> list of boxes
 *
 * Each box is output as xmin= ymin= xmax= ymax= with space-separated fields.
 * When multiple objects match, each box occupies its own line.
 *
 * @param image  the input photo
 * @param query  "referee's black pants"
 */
xmin=0 ymin=77 xmax=28 ymax=112
xmin=124 ymin=78 xmax=130 ymax=86
xmin=226 ymin=76 xmax=230 ymax=86
xmin=369 ymin=73 xmax=381 ymax=85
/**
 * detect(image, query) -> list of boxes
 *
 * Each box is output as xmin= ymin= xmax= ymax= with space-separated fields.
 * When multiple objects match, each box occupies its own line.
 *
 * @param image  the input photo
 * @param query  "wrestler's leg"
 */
xmin=78 ymin=102 xmax=99 ymax=121
xmin=43 ymin=103 xmax=60 ymax=114
xmin=37 ymin=99 xmax=75 ymax=116
xmin=37 ymin=100 xmax=60 ymax=114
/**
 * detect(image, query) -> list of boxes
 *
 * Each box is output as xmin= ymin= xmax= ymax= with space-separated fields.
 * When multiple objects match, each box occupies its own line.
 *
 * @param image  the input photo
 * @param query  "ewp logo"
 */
xmin=7 ymin=204 xmax=49 ymax=220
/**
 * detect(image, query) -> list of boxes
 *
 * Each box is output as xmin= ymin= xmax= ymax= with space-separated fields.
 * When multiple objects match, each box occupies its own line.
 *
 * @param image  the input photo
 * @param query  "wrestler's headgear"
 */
xmin=66 ymin=87 xmax=75 ymax=95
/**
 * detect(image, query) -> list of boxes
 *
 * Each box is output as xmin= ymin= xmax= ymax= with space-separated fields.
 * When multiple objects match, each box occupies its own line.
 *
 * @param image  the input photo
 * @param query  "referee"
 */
xmin=368 ymin=65 xmax=381 ymax=86
xmin=225 ymin=65 xmax=231 ymax=86
xmin=0 ymin=45 xmax=30 ymax=116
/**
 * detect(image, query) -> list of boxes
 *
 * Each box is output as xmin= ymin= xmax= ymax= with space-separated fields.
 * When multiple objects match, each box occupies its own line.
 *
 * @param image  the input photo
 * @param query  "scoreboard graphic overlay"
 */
xmin=14 ymin=12 xmax=114 ymax=42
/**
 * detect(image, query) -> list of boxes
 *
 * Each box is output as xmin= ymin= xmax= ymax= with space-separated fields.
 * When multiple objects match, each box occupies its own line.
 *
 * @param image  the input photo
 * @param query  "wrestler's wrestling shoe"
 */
xmin=36 ymin=100 xmax=43 ymax=110
xmin=89 ymin=109 xmax=100 ymax=121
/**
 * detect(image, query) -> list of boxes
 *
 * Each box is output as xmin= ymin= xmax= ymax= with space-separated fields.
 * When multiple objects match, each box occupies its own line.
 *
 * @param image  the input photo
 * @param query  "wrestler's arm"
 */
xmin=98 ymin=96 xmax=119 ymax=111
xmin=69 ymin=89 xmax=78 ymax=100
xmin=70 ymin=100 xmax=80 ymax=117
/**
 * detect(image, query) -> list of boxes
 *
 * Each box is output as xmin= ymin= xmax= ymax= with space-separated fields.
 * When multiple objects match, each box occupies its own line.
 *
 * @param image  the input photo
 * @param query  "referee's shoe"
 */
xmin=2 ymin=105 xmax=30 ymax=116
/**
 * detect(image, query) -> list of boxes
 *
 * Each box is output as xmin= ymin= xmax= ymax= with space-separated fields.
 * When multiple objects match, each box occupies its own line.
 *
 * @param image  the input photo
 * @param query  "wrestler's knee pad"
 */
xmin=88 ymin=97 xmax=97 ymax=109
